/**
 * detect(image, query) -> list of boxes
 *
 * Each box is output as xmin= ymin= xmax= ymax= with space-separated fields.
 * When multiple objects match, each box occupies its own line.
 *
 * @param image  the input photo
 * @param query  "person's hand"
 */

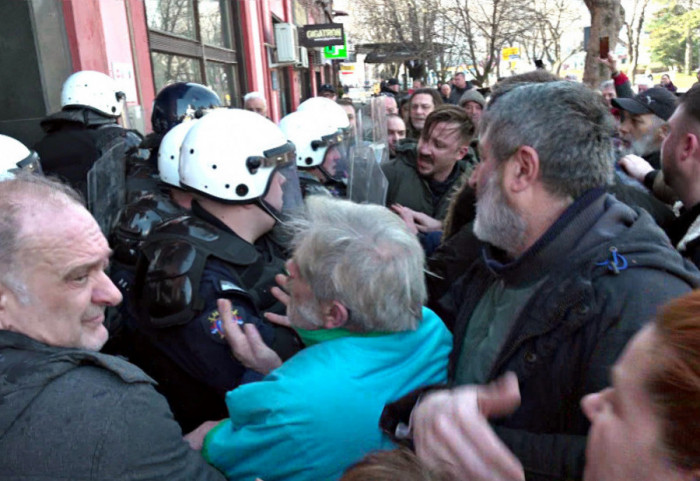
xmin=264 ymin=272 xmax=292 ymax=327
xmin=413 ymin=373 xmax=524 ymax=481
xmin=391 ymin=204 xmax=419 ymax=234
xmin=391 ymin=204 xmax=443 ymax=234
xmin=619 ymin=154 xmax=654 ymax=182
xmin=219 ymin=298 xmax=282 ymax=375
xmin=183 ymin=420 xmax=222 ymax=451
xmin=597 ymin=53 xmax=617 ymax=73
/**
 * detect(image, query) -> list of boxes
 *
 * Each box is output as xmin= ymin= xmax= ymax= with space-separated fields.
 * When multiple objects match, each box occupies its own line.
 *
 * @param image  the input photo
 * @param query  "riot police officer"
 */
xmin=104 ymin=121 xmax=199 ymax=353
xmin=125 ymin=109 xmax=303 ymax=432
xmin=128 ymin=82 xmax=222 ymax=201
xmin=34 ymin=71 xmax=141 ymax=196
xmin=282 ymin=97 xmax=351 ymax=198
xmin=0 ymin=134 xmax=42 ymax=178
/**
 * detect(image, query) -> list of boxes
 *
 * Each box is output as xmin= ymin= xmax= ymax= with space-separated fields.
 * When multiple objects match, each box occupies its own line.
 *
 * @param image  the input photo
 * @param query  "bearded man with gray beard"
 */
xmin=381 ymin=81 xmax=700 ymax=481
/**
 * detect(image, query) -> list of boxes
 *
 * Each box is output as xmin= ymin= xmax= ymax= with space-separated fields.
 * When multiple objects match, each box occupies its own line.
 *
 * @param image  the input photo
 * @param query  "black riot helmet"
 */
xmin=151 ymin=82 xmax=222 ymax=134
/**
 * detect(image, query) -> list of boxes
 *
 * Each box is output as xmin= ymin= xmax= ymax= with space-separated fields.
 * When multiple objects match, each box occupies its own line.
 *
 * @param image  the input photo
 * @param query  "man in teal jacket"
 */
xmin=192 ymin=196 xmax=452 ymax=481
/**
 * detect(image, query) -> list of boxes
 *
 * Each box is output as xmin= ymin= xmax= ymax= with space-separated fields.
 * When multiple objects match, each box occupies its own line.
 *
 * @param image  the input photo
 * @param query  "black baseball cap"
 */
xmin=387 ymin=78 xmax=400 ymax=86
xmin=319 ymin=83 xmax=335 ymax=93
xmin=611 ymin=87 xmax=677 ymax=121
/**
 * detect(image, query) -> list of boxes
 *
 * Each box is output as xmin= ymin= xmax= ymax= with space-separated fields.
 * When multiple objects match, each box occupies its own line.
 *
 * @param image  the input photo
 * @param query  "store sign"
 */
xmin=323 ymin=35 xmax=348 ymax=60
xmin=300 ymin=23 xmax=345 ymax=48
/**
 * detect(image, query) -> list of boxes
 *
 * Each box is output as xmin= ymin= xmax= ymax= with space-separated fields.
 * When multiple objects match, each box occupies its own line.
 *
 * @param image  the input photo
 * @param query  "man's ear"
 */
xmin=322 ymin=300 xmax=348 ymax=330
xmin=505 ymin=145 xmax=540 ymax=193
xmin=456 ymin=142 xmax=470 ymax=160
xmin=682 ymin=132 xmax=700 ymax=161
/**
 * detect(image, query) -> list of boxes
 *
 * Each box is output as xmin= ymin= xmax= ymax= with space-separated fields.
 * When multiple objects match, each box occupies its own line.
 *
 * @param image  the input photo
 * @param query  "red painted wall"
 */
xmin=125 ymin=0 xmax=155 ymax=130
xmin=61 ymin=0 xmax=109 ymax=73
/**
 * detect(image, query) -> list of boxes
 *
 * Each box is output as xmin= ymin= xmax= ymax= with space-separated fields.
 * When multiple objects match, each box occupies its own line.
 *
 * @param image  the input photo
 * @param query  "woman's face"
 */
xmin=581 ymin=326 xmax=686 ymax=481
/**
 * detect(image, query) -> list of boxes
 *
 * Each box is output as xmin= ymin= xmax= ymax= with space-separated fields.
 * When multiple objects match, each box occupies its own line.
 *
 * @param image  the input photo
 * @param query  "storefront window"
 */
xmin=199 ymin=0 xmax=231 ymax=48
xmin=206 ymin=61 xmax=234 ymax=106
xmin=145 ymin=0 xmax=196 ymax=39
xmin=146 ymin=0 xmax=242 ymax=106
xmin=151 ymin=53 xmax=202 ymax=91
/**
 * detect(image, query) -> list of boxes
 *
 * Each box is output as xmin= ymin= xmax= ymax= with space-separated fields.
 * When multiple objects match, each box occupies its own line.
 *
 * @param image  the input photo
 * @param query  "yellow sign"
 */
xmin=501 ymin=47 xmax=520 ymax=61
xmin=339 ymin=64 xmax=355 ymax=72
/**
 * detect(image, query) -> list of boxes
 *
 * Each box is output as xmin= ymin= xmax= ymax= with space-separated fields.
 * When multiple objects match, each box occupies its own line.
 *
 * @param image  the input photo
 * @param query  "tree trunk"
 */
xmin=583 ymin=0 xmax=624 ymax=87
xmin=686 ymin=24 xmax=693 ymax=74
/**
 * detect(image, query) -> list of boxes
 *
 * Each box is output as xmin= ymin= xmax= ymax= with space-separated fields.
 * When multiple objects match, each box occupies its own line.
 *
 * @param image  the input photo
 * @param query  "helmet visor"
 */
xmin=15 ymin=151 xmax=43 ymax=174
xmin=320 ymin=132 xmax=352 ymax=184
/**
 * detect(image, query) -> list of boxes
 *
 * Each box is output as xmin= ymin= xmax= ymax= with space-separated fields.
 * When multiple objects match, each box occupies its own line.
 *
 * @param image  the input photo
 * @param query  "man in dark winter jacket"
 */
xmin=447 ymin=72 xmax=471 ymax=105
xmin=0 ymin=173 xmax=224 ymax=481
xmin=381 ymin=81 xmax=700 ymax=481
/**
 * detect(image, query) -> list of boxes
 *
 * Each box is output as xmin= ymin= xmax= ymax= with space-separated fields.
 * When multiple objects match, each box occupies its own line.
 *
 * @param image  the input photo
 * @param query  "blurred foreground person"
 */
xmin=0 ymin=173 xmax=224 ymax=480
xmin=195 ymin=196 xmax=452 ymax=481
xmin=410 ymin=288 xmax=700 ymax=481
xmin=341 ymin=448 xmax=448 ymax=481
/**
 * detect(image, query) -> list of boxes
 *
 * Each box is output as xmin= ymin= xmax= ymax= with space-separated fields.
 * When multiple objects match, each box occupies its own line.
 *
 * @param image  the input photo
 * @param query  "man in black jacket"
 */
xmin=383 ymin=81 xmax=700 ymax=481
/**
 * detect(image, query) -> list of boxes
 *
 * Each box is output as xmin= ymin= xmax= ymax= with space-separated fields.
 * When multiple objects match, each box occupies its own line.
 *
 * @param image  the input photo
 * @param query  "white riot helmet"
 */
xmin=0 ymin=134 xmax=42 ymax=179
xmin=179 ymin=109 xmax=301 ymax=220
xmin=279 ymin=110 xmax=343 ymax=170
xmin=61 ymin=70 xmax=126 ymax=117
xmin=297 ymin=97 xmax=350 ymax=134
xmin=157 ymin=120 xmax=197 ymax=188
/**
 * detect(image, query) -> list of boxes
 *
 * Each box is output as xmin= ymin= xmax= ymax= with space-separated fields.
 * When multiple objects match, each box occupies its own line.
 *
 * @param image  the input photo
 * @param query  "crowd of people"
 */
xmin=2 ymin=60 xmax=700 ymax=481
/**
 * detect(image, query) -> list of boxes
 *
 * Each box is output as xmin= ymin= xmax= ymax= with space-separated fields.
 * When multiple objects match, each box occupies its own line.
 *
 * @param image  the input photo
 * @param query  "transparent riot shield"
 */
xmin=356 ymin=96 xmax=389 ymax=163
xmin=87 ymin=141 xmax=127 ymax=235
xmin=347 ymin=143 xmax=388 ymax=206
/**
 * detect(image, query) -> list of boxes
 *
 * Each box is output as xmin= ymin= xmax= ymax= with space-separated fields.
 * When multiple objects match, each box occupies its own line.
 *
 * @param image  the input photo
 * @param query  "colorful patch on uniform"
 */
xmin=208 ymin=308 xmax=243 ymax=339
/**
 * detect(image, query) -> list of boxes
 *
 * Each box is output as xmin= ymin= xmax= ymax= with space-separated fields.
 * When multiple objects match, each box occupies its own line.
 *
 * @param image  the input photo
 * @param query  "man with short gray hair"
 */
xmin=191 ymin=196 xmax=452 ymax=481
xmin=243 ymin=91 xmax=268 ymax=117
xmin=383 ymin=81 xmax=699 ymax=481
xmin=0 ymin=173 xmax=225 ymax=480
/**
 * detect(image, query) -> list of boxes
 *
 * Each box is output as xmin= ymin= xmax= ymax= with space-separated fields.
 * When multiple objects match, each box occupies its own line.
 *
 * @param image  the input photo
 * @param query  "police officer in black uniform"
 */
xmin=0 ymin=134 xmax=42 ymax=178
xmin=127 ymin=82 xmax=222 ymax=202
xmin=282 ymin=97 xmax=352 ymax=198
xmin=125 ymin=109 xmax=303 ymax=432
xmin=105 ymin=120 xmax=201 ymax=353
xmin=34 ymin=70 xmax=141 ymax=201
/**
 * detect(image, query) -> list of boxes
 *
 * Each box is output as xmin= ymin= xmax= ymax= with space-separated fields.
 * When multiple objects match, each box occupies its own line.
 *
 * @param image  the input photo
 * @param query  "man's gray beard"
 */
xmin=287 ymin=289 xmax=325 ymax=330
xmin=630 ymin=134 xmax=657 ymax=157
xmin=473 ymin=169 xmax=527 ymax=255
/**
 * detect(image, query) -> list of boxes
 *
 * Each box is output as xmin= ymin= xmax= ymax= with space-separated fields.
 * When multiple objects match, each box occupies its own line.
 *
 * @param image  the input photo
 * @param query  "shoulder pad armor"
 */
xmin=135 ymin=237 xmax=206 ymax=328
xmin=110 ymin=193 xmax=185 ymax=266
xmin=133 ymin=215 xmax=263 ymax=328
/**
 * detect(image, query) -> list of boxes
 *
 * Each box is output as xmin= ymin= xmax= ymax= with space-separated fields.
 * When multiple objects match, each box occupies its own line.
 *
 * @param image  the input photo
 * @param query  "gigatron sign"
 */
xmin=300 ymin=23 xmax=345 ymax=48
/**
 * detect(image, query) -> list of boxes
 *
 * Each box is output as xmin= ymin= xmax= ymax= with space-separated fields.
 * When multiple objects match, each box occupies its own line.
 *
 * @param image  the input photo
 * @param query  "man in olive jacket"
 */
xmin=381 ymin=105 xmax=474 ymax=223
xmin=0 ymin=173 xmax=224 ymax=481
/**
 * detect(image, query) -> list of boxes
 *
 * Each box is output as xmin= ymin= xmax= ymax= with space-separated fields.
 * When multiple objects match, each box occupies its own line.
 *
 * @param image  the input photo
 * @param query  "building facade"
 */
xmin=0 ymin=0 xmax=338 ymax=147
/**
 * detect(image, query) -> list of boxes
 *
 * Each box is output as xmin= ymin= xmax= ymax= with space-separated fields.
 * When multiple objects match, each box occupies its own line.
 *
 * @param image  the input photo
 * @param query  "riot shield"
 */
xmin=356 ymin=96 xmax=389 ymax=163
xmin=347 ymin=143 xmax=388 ymax=206
xmin=87 ymin=140 xmax=127 ymax=235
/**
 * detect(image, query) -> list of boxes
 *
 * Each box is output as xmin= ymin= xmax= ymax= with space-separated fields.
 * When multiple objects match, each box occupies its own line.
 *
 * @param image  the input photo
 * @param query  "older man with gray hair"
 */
xmin=0 ymin=173 xmax=225 ymax=480
xmin=189 ymin=196 xmax=452 ymax=481
xmin=382 ymin=81 xmax=699 ymax=481
xmin=243 ymin=91 xmax=268 ymax=117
